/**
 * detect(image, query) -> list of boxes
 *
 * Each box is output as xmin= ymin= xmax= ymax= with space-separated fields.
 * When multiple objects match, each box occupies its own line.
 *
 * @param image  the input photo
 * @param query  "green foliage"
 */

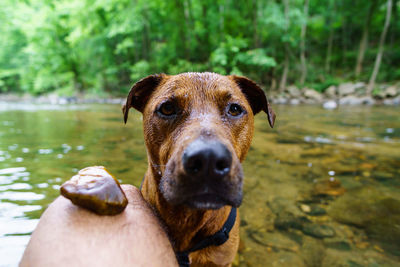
xmin=130 ymin=61 xmax=151 ymax=83
xmin=210 ymin=36 xmax=275 ymax=77
xmin=310 ymin=77 xmax=342 ymax=93
xmin=0 ymin=0 xmax=399 ymax=95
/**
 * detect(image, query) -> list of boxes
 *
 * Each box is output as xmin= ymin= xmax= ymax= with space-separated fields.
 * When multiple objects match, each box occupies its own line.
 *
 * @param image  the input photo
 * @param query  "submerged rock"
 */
xmin=302 ymin=224 xmax=336 ymax=238
xmin=301 ymin=237 xmax=326 ymax=267
xmin=246 ymin=229 xmax=300 ymax=252
xmin=60 ymin=166 xmax=128 ymax=215
xmin=324 ymin=238 xmax=352 ymax=251
xmin=268 ymin=197 xmax=311 ymax=230
xmin=312 ymin=178 xmax=346 ymax=197
xmin=274 ymin=213 xmax=311 ymax=230
xmin=299 ymin=204 xmax=327 ymax=216
xmin=365 ymin=200 xmax=400 ymax=256
xmin=268 ymin=197 xmax=335 ymax=239
xmin=329 ymin=187 xmax=400 ymax=255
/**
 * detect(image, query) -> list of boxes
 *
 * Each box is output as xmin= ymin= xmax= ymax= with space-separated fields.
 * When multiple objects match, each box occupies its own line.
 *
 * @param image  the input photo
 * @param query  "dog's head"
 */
xmin=123 ymin=72 xmax=275 ymax=210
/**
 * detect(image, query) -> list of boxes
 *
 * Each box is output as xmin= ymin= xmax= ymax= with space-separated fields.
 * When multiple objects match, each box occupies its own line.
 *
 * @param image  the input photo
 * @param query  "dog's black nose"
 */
xmin=183 ymin=139 xmax=232 ymax=179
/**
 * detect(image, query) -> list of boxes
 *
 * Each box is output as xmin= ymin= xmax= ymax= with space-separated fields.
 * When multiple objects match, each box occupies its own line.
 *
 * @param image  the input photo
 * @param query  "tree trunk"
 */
xmin=184 ymin=0 xmax=193 ymax=51
xmin=219 ymin=2 xmax=224 ymax=42
xmin=325 ymin=28 xmax=334 ymax=73
xmin=279 ymin=0 xmax=290 ymax=92
xmin=252 ymin=0 xmax=259 ymax=48
xmin=325 ymin=0 xmax=335 ymax=73
xmin=142 ymin=5 xmax=151 ymax=61
xmin=390 ymin=0 xmax=398 ymax=48
xmin=355 ymin=0 xmax=378 ymax=78
xmin=367 ymin=0 xmax=393 ymax=95
xmin=299 ymin=0 xmax=309 ymax=86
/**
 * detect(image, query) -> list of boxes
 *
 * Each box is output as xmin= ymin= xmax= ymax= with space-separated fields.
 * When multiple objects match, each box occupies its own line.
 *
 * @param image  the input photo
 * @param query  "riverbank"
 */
xmin=1 ymin=82 xmax=400 ymax=107
xmin=270 ymin=82 xmax=400 ymax=107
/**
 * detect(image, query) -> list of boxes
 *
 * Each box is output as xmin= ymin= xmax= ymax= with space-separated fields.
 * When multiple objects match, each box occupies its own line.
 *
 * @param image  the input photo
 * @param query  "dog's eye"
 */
xmin=227 ymin=103 xmax=243 ymax=117
xmin=158 ymin=101 xmax=177 ymax=117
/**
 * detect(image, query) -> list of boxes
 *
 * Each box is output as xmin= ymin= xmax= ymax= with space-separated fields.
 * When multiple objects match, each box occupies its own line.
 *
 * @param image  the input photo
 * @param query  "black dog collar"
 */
xmin=175 ymin=207 xmax=237 ymax=267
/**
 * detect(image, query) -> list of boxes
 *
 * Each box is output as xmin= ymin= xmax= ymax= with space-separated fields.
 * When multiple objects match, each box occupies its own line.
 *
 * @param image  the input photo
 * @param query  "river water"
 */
xmin=0 ymin=104 xmax=399 ymax=266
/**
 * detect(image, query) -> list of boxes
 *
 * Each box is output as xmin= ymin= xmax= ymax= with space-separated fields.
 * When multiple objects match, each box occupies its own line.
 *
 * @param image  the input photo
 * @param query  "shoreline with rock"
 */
xmin=1 ymin=82 xmax=400 ymax=107
xmin=270 ymin=82 xmax=400 ymax=108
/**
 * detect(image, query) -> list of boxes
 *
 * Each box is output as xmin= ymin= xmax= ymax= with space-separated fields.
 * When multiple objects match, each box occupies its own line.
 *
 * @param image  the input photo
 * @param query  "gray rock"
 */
xmin=359 ymin=96 xmax=375 ymax=105
xmin=375 ymin=90 xmax=386 ymax=99
xmin=106 ymin=98 xmax=124 ymax=104
xmin=338 ymin=83 xmax=356 ymax=96
xmin=273 ymin=97 xmax=288 ymax=104
xmin=339 ymin=95 xmax=363 ymax=105
xmin=58 ymin=98 xmax=68 ymax=105
xmin=323 ymin=100 xmax=337 ymax=109
xmin=353 ymin=82 xmax=366 ymax=91
xmin=324 ymin=85 xmax=337 ymax=98
xmin=303 ymin=98 xmax=318 ymax=104
xmin=394 ymin=96 xmax=400 ymax=105
xmin=303 ymin=89 xmax=323 ymax=102
xmin=383 ymin=99 xmax=395 ymax=105
xmin=290 ymin=98 xmax=300 ymax=105
xmin=384 ymin=86 xmax=398 ymax=97
xmin=387 ymin=95 xmax=400 ymax=105
xmin=286 ymin=85 xmax=301 ymax=97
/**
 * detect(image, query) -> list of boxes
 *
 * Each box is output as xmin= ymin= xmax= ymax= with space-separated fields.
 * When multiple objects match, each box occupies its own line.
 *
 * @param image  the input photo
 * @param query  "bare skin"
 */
xmin=20 ymin=185 xmax=178 ymax=267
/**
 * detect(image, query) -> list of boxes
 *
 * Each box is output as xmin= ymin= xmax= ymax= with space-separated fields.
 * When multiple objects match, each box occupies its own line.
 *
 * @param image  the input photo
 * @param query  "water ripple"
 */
xmin=0 ymin=192 xmax=45 ymax=201
xmin=0 ymin=183 xmax=32 ymax=191
xmin=0 ymin=167 xmax=26 ymax=175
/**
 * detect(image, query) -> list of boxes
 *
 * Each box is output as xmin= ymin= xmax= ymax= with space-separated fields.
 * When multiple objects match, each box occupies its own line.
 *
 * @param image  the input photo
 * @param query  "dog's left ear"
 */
xmin=230 ymin=75 xmax=276 ymax=128
xmin=123 ymin=74 xmax=165 ymax=123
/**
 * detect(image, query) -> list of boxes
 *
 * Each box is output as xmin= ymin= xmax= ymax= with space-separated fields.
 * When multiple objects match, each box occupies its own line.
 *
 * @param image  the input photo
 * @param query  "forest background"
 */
xmin=0 ymin=0 xmax=398 ymax=97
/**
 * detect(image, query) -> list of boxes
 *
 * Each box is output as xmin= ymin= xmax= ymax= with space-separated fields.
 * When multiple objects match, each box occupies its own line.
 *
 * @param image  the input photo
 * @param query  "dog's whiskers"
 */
xmin=149 ymin=161 xmax=166 ymax=175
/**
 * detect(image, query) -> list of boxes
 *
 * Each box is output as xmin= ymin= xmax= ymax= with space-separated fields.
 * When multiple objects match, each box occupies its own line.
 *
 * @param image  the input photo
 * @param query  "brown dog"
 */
xmin=123 ymin=72 xmax=275 ymax=266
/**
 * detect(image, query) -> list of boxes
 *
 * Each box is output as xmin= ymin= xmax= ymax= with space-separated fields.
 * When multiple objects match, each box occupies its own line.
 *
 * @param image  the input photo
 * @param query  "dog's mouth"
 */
xmin=159 ymin=173 xmax=243 ymax=210
xmin=184 ymin=193 xmax=236 ymax=210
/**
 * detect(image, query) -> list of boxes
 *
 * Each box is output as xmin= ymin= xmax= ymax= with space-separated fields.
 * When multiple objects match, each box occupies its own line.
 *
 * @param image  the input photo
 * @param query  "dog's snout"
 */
xmin=183 ymin=139 xmax=232 ymax=179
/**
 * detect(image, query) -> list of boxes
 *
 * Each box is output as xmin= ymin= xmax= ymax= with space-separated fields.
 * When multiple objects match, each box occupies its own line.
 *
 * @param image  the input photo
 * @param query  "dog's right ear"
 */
xmin=122 ymin=74 xmax=165 ymax=123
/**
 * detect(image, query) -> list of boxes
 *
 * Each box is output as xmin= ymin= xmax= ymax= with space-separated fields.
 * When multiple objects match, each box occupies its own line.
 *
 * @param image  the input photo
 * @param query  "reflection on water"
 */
xmin=0 ymin=104 xmax=399 ymax=266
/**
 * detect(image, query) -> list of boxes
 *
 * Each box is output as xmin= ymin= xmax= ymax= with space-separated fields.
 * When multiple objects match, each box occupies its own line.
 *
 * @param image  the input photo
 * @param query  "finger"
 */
xmin=120 ymin=184 xmax=150 ymax=210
